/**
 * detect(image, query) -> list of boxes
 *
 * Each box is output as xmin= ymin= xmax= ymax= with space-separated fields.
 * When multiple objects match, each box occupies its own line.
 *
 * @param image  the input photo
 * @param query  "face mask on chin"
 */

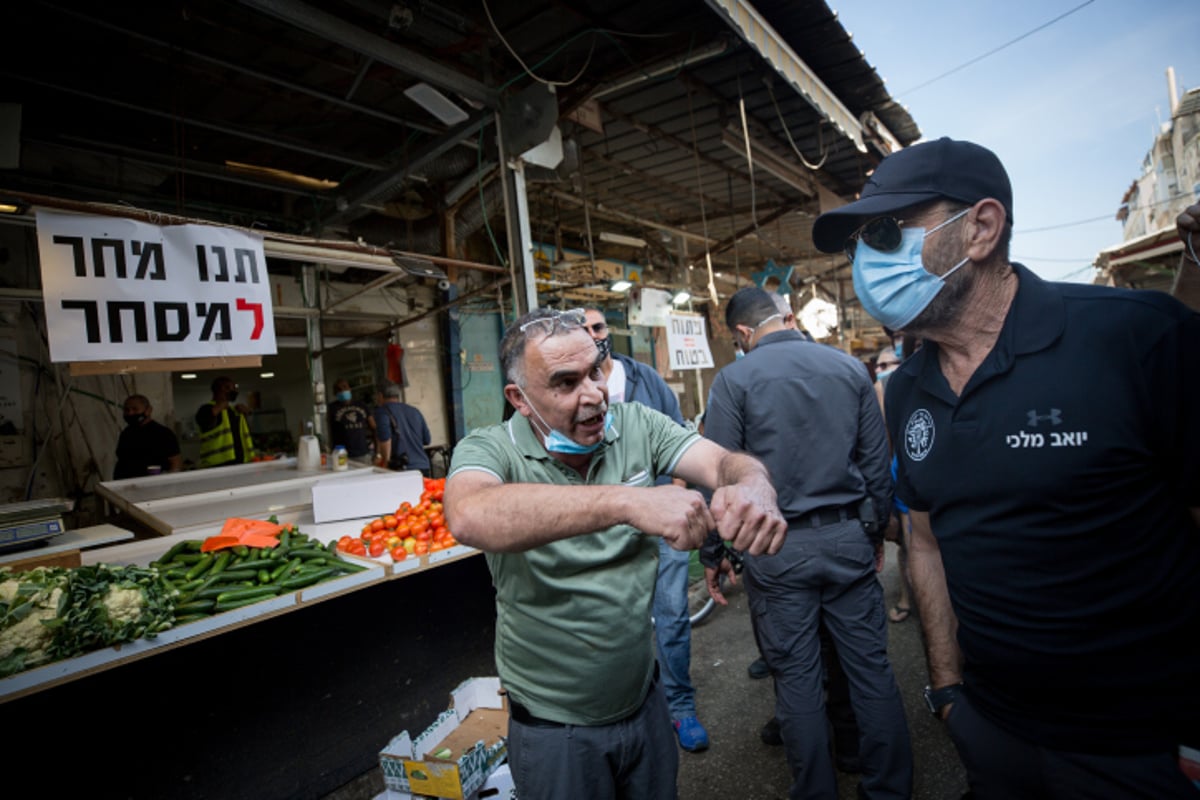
xmin=518 ymin=389 xmax=612 ymax=455
xmin=851 ymin=213 xmax=970 ymax=331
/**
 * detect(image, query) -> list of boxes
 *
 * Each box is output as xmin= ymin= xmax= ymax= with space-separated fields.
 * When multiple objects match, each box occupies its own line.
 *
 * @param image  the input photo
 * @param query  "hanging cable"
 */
xmin=685 ymin=84 xmax=719 ymax=308
xmin=763 ymin=78 xmax=828 ymax=171
xmin=483 ymin=0 xmax=597 ymax=88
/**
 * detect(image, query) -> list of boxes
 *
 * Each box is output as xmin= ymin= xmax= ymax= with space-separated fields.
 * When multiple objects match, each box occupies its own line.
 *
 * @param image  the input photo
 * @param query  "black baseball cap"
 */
xmin=812 ymin=137 xmax=1013 ymax=253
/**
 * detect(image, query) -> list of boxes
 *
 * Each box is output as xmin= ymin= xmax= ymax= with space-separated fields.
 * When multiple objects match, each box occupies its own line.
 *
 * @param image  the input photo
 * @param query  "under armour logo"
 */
xmin=1026 ymin=409 xmax=1062 ymax=427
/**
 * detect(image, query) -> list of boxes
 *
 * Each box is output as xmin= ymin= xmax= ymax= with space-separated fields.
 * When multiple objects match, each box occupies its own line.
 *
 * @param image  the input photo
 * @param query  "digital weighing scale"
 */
xmin=0 ymin=498 xmax=74 ymax=553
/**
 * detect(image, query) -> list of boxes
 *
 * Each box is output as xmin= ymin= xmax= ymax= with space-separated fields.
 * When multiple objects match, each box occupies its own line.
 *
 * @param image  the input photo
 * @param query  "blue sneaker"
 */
xmin=672 ymin=715 xmax=710 ymax=752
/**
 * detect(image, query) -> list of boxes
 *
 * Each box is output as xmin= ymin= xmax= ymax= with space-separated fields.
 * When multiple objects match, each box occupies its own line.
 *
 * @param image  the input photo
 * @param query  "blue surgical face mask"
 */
xmin=518 ymin=389 xmax=612 ymax=455
xmin=894 ymin=342 xmax=903 ymax=358
xmin=734 ymin=348 xmax=745 ymax=360
xmin=851 ymin=210 xmax=970 ymax=330
xmin=335 ymin=390 xmax=352 ymax=402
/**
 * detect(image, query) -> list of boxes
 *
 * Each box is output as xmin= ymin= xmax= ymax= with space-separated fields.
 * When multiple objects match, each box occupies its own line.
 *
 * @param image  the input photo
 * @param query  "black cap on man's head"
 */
xmin=811 ymin=137 xmax=1013 ymax=253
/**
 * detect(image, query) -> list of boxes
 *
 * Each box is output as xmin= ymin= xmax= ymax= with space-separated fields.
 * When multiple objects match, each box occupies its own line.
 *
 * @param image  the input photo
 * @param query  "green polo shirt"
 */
xmin=448 ymin=401 xmax=700 ymax=725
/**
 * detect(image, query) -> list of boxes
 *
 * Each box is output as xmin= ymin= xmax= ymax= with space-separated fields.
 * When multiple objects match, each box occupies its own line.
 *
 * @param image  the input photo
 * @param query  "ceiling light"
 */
xmin=610 ymin=279 xmax=633 ymax=292
xmin=598 ymin=231 xmax=648 ymax=248
xmin=260 ymin=372 xmax=275 ymax=379
xmin=180 ymin=373 xmax=197 ymax=380
xmin=672 ymin=290 xmax=691 ymax=305
xmin=404 ymin=82 xmax=469 ymax=126
xmin=0 ymin=196 xmax=29 ymax=215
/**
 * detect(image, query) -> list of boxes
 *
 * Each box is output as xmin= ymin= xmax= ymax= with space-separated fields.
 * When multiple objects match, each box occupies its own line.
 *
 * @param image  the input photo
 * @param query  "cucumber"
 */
xmin=184 ymin=553 xmax=214 ymax=581
xmin=208 ymin=550 xmax=232 ymax=577
xmin=214 ymin=585 xmax=281 ymax=604
xmin=223 ymin=558 xmax=277 ymax=572
xmin=232 ymin=545 xmax=250 ymax=558
xmin=276 ymin=567 xmax=338 ymax=590
xmin=158 ymin=540 xmax=190 ymax=564
xmin=283 ymin=547 xmax=326 ymax=560
xmin=175 ymin=599 xmax=216 ymax=614
xmin=214 ymin=594 xmax=280 ymax=612
xmin=173 ymin=613 xmax=212 ymax=625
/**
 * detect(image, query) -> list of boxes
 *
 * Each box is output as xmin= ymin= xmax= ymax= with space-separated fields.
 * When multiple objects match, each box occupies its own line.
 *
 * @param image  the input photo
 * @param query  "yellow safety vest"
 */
xmin=197 ymin=402 xmax=256 ymax=468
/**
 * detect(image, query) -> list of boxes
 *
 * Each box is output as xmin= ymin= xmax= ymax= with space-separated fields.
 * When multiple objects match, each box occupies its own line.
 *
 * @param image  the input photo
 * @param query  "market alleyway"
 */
xmin=329 ymin=542 xmax=968 ymax=800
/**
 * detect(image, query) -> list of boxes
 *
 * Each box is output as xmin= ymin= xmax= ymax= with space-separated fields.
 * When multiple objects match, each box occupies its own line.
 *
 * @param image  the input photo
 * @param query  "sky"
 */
xmin=829 ymin=0 xmax=1200 ymax=282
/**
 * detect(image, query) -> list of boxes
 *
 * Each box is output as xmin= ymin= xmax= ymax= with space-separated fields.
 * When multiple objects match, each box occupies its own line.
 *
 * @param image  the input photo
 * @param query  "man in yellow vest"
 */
xmin=195 ymin=376 xmax=256 ymax=468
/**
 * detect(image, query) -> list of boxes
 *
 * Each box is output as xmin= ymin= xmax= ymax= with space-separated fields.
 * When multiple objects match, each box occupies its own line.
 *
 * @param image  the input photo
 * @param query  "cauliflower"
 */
xmin=102 ymin=586 xmax=146 ymax=626
xmin=0 ymin=568 xmax=69 ymax=677
xmin=0 ymin=564 xmax=176 ymax=677
xmin=61 ymin=564 xmax=177 ymax=651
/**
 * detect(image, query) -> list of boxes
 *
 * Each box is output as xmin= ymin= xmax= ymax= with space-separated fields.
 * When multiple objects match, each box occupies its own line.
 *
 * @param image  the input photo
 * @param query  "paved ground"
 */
xmin=677 ymin=542 xmax=969 ymax=800
xmin=327 ymin=543 xmax=969 ymax=800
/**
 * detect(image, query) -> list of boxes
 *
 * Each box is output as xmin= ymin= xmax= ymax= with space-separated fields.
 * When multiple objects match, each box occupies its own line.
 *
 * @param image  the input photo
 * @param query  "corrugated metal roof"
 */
xmin=1 ymin=0 xmax=919 ymax=324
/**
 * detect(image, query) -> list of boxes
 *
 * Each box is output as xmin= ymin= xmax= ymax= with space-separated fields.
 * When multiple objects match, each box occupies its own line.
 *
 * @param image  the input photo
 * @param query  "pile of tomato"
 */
xmin=335 ymin=477 xmax=456 ymax=563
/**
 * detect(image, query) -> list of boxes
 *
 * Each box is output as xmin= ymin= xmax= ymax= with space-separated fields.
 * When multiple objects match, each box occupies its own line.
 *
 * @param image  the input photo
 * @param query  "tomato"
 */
xmin=347 ymin=539 xmax=366 ymax=556
xmin=413 ymin=541 xmax=430 ymax=556
xmin=390 ymin=545 xmax=408 ymax=562
xmin=398 ymin=502 xmax=412 ymax=514
xmin=385 ymin=535 xmax=401 ymax=549
xmin=338 ymin=535 xmax=353 ymax=548
xmin=370 ymin=518 xmax=385 ymax=532
xmin=403 ymin=537 xmax=417 ymax=554
xmin=368 ymin=539 xmax=386 ymax=558
xmin=383 ymin=515 xmax=398 ymax=528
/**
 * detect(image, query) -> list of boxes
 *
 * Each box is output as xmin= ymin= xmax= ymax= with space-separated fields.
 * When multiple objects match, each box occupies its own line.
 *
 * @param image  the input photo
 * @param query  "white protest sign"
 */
xmin=36 ymin=211 xmax=276 ymax=363
xmin=665 ymin=312 xmax=713 ymax=370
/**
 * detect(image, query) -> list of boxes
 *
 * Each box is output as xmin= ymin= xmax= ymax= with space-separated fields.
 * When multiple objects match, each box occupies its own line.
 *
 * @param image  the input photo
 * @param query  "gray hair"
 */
xmin=382 ymin=383 xmax=402 ymax=399
xmin=499 ymin=307 xmax=584 ymax=387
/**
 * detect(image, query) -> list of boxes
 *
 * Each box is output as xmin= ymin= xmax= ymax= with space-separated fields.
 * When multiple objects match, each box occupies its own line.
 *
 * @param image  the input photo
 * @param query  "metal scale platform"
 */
xmin=0 ymin=498 xmax=74 ymax=553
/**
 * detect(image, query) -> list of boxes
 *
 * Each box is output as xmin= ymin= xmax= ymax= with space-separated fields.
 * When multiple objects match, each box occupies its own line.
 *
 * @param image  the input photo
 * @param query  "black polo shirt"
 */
xmin=885 ymin=263 xmax=1200 ymax=753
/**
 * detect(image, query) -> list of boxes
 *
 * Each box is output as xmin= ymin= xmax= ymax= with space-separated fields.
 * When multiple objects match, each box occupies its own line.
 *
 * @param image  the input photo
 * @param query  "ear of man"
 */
xmin=965 ymin=198 xmax=1008 ymax=264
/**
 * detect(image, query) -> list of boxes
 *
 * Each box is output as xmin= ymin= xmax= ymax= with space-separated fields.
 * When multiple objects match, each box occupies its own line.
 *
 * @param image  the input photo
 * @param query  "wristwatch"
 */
xmin=923 ymin=683 xmax=963 ymax=718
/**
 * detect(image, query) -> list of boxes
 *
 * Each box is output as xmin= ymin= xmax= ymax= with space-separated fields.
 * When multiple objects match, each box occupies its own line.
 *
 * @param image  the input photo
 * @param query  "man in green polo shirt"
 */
xmin=445 ymin=307 xmax=787 ymax=800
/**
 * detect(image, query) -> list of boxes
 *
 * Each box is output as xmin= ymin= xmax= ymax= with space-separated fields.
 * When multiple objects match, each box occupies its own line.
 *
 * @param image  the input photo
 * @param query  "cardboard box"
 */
xmin=311 ymin=470 xmax=424 ymax=523
xmin=380 ymin=677 xmax=509 ymax=800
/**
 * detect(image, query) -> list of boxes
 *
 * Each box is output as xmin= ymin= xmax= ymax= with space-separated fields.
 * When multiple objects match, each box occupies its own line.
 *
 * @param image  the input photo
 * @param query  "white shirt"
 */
xmin=607 ymin=359 xmax=627 ymax=404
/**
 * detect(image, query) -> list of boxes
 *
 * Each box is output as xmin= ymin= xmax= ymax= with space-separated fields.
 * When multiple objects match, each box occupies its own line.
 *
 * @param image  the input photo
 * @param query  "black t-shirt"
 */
xmin=114 ymin=420 xmax=181 ymax=479
xmin=886 ymin=264 xmax=1200 ymax=753
xmin=327 ymin=400 xmax=372 ymax=457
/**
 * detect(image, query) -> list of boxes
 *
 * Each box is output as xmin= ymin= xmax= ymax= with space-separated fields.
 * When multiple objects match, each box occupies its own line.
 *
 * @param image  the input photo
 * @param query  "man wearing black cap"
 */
xmin=813 ymin=137 xmax=1200 ymax=797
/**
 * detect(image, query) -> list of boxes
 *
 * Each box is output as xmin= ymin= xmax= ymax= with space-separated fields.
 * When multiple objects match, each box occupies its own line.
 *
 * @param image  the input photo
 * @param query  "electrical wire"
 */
xmin=483 ymin=0 xmax=597 ymax=89
xmin=891 ymin=0 xmax=1096 ymax=99
xmin=763 ymin=78 xmax=828 ymax=171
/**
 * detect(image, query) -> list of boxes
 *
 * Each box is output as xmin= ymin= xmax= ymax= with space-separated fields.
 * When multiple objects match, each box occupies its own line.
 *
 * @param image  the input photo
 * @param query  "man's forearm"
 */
xmin=715 ymin=451 xmax=771 ymax=488
xmin=907 ymin=513 xmax=962 ymax=687
xmin=448 ymin=482 xmax=637 ymax=552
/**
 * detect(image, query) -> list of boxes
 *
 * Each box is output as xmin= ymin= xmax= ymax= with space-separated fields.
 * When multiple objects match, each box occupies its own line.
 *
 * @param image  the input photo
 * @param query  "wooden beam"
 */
xmin=69 ymin=356 xmax=262 ymax=377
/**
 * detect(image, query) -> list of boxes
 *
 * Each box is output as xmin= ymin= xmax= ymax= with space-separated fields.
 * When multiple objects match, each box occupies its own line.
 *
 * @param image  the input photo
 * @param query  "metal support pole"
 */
xmin=302 ymin=264 xmax=326 ymax=442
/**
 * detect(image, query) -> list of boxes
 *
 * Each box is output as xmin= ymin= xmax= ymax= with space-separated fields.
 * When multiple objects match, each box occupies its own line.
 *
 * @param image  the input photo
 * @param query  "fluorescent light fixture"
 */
xmin=672 ymin=290 xmax=691 ymax=305
xmin=0 ymin=195 xmax=28 ymax=215
xmin=610 ymin=279 xmax=633 ymax=292
xmin=260 ymin=372 xmax=275 ymax=379
xmin=598 ymin=231 xmax=648 ymax=248
xmin=404 ymin=82 xmax=469 ymax=126
xmin=180 ymin=373 xmax=197 ymax=380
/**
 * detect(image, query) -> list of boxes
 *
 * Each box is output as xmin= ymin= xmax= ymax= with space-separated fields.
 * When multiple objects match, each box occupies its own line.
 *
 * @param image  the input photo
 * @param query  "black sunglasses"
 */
xmin=844 ymin=216 xmax=905 ymax=263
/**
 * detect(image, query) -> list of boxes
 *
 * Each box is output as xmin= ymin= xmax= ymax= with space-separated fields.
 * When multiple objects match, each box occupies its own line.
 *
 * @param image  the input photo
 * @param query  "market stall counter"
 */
xmin=4 ymin=461 xmax=498 ymax=800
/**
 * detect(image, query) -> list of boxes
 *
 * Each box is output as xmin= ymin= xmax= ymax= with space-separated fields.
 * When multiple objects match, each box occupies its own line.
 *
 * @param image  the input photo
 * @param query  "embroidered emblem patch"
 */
xmin=904 ymin=409 xmax=936 ymax=462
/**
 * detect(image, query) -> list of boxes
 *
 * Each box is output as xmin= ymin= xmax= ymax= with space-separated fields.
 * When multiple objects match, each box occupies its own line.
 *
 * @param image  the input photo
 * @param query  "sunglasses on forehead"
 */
xmin=518 ymin=308 xmax=587 ymax=338
xmin=844 ymin=208 xmax=970 ymax=263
